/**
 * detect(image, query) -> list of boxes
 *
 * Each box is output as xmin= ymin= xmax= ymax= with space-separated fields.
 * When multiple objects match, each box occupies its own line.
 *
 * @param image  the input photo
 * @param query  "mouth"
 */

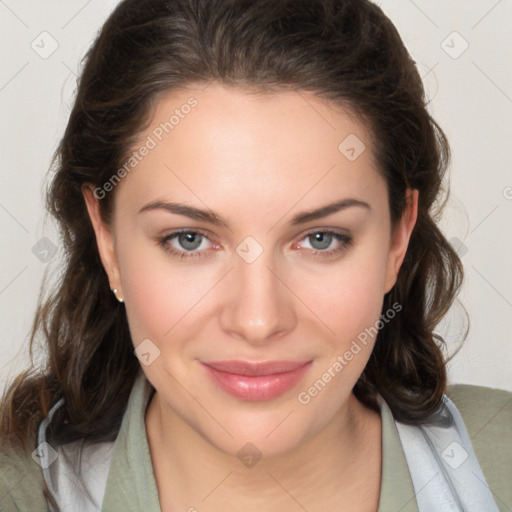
xmin=201 ymin=360 xmax=313 ymax=401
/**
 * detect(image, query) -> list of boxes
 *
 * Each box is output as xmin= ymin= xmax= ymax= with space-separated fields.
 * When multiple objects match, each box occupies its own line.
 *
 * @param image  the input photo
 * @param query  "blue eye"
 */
xmin=157 ymin=229 xmax=352 ymax=260
xmin=173 ymin=232 xmax=204 ymax=251
xmin=305 ymin=232 xmax=340 ymax=250
xmin=298 ymin=230 xmax=353 ymax=257
xmin=158 ymin=230 xmax=212 ymax=259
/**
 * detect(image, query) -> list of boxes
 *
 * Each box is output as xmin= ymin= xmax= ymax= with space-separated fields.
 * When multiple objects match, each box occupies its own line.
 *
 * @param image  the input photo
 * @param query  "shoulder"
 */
xmin=447 ymin=384 xmax=512 ymax=432
xmin=0 ymin=447 xmax=48 ymax=511
xmin=447 ymin=383 xmax=512 ymax=511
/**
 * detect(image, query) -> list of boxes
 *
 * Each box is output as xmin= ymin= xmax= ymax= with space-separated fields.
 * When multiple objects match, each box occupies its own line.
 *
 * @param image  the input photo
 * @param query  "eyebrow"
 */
xmin=138 ymin=198 xmax=371 ymax=228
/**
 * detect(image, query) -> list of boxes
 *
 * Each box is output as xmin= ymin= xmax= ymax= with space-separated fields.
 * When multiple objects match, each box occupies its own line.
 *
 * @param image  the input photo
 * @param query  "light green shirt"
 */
xmin=1 ymin=369 xmax=511 ymax=511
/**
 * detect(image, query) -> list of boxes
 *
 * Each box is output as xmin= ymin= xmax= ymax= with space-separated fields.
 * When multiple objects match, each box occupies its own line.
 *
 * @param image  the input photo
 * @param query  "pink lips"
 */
xmin=201 ymin=360 xmax=312 ymax=401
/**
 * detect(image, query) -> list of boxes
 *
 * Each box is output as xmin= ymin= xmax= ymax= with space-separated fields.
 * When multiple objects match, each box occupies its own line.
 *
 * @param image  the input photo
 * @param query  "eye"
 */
xmin=295 ymin=230 xmax=353 ymax=258
xmin=158 ymin=230 xmax=215 ymax=259
xmin=157 ymin=228 xmax=352 ymax=260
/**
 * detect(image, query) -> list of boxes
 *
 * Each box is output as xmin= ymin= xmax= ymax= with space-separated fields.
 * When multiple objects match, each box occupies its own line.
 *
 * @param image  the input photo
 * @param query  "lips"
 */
xmin=201 ymin=360 xmax=312 ymax=401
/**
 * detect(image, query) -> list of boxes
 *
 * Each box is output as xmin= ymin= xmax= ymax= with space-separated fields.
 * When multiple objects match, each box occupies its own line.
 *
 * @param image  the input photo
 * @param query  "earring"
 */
xmin=112 ymin=288 xmax=124 ymax=303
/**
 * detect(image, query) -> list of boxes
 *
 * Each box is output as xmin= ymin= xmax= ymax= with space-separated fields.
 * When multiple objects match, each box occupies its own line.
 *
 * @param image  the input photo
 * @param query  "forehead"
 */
xmin=142 ymin=82 xmax=374 ymax=159
xmin=113 ymin=82 xmax=385 ymax=219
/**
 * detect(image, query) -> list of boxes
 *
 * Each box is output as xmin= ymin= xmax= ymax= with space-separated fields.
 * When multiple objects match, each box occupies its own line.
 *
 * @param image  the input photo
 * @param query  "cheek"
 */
xmin=299 ymin=238 xmax=390 ymax=344
xmin=116 ymin=237 xmax=217 ymax=343
xmin=294 ymin=249 xmax=390 ymax=411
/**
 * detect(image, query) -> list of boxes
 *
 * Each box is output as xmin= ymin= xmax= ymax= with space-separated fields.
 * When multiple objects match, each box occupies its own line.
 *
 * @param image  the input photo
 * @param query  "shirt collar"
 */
xmin=102 ymin=368 xmax=160 ymax=511
xmin=102 ymin=368 xmax=418 ymax=511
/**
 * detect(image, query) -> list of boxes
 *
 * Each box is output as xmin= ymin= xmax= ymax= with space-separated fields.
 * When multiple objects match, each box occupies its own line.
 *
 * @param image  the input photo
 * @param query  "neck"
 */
xmin=145 ymin=392 xmax=382 ymax=512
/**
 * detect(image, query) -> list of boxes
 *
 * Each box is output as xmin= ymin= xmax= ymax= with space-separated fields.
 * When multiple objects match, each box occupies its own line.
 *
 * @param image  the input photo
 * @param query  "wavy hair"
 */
xmin=1 ymin=0 xmax=464 ymax=505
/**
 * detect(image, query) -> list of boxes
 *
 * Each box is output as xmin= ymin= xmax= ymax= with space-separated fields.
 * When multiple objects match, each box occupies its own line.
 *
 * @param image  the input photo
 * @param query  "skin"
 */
xmin=83 ymin=82 xmax=418 ymax=511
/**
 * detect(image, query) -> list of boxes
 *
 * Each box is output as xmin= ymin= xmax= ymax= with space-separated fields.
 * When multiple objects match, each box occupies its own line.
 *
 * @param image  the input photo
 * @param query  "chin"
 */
xmin=191 ymin=395 xmax=329 ymax=461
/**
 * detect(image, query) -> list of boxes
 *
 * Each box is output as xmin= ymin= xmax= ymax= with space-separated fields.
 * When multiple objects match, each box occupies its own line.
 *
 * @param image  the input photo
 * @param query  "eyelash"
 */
xmin=157 ymin=229 xmax=353 ymax=260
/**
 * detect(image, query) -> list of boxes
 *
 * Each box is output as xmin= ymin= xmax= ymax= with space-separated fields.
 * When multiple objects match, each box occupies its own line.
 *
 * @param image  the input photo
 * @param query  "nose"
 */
xmin=220 ymin=249 xmax=297 ymax=346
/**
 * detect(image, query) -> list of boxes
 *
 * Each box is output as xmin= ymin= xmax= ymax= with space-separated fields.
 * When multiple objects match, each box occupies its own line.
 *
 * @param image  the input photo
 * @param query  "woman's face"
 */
xmin=84 ymin=82 xmax=417 ymax=457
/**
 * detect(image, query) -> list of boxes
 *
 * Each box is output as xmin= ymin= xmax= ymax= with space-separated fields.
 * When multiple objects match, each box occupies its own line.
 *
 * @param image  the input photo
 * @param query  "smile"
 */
xmin=201 ymin=360 xmax=313 ymax=401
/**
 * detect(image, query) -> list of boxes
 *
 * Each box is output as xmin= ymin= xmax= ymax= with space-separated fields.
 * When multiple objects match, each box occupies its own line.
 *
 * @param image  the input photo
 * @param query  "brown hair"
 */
xmin=1 ymin=0 xmax=463 ymax=504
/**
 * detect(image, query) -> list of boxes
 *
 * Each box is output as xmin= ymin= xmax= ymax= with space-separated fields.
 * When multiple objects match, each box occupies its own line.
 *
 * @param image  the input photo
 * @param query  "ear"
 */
xmin=82 ymin=184 xmax=124 ymax=299
xmin=384 ymin=188 xmax=419 ymax=293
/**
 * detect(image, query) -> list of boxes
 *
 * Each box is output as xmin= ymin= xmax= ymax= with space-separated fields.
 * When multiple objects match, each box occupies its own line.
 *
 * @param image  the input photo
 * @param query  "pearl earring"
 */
xmin=112 ymin=288 xmax=124 ymax=303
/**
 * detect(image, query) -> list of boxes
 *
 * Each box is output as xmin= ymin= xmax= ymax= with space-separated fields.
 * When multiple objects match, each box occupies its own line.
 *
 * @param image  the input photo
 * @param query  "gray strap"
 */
xmin=395 ymin=396 xmax=500 ymax=511
xmin=36 ymin=399 xmax=115 ymax=512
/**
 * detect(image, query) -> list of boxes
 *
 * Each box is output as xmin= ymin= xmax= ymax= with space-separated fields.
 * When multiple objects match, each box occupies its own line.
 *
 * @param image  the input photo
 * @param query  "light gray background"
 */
xmin=1 ymin=0 xmax=511 ymax=394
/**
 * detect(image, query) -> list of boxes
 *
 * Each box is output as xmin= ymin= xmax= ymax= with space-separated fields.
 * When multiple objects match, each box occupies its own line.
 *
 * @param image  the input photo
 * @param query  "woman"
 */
xmin=1 ymin=0 xmax=510 ymax=511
